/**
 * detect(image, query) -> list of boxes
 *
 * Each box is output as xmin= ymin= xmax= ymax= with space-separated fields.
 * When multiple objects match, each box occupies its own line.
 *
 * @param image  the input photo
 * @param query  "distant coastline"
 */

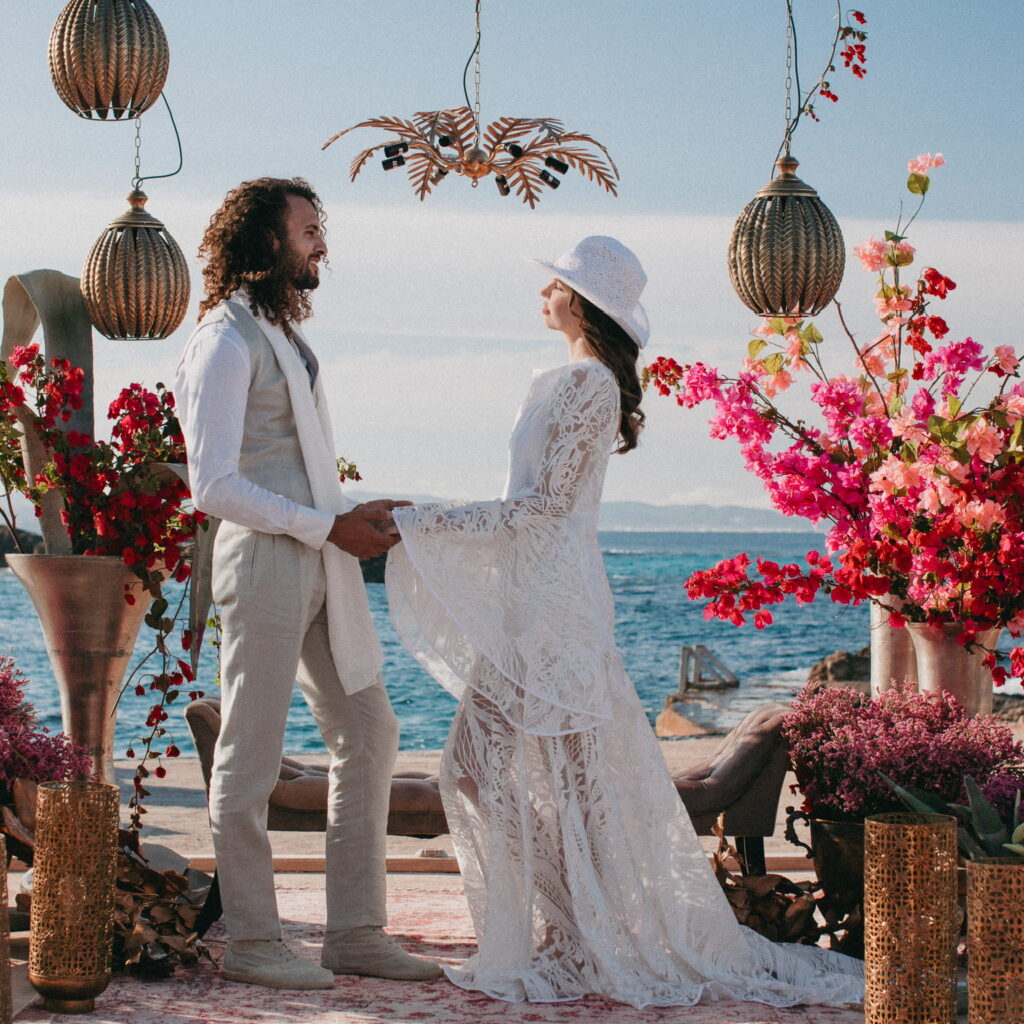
xmin=345 ymin=491 xmax=820 ymax=534
xmin=1 ymin=500 xmax=818 ymax=567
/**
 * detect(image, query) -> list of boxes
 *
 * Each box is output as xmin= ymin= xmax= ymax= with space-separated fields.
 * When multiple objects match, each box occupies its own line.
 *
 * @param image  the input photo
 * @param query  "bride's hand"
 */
xmin=353 ymin=499 xmax=413 ymax=514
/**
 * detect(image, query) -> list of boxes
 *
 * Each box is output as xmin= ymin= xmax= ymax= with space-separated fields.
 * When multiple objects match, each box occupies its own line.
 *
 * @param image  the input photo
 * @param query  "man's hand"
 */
xmin=327 ymin=508 xmax=400 ymax=559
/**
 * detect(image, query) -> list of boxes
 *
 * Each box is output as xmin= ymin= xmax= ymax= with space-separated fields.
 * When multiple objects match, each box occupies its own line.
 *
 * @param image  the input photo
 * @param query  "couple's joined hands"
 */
xmin=327 ymin=499 xmax=413 ymax=559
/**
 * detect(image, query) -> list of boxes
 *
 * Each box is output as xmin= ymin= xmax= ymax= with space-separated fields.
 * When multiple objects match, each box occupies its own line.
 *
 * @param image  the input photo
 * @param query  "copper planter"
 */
xmin=864 ymin=812 xmax=959 ymax=1024
xmin=6 ymin=554 xmax=149 ymax=786
xmin=27 ymin=781 xmax=119 ymax=1013
xmin=1 ymin=835 xmax=10 ymax=1024
xmin=967 ymin=858 xmax=1024 ymax=1024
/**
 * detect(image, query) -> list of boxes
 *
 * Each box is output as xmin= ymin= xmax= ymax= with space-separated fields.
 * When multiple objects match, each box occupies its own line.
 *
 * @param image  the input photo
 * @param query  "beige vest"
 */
xmin=193 ymin=297 xmax=382 ymax=694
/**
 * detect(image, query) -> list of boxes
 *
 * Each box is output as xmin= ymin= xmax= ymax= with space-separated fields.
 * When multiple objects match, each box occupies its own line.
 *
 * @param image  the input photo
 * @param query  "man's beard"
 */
xmin=283 ymin=245 xmax=320 ymax=292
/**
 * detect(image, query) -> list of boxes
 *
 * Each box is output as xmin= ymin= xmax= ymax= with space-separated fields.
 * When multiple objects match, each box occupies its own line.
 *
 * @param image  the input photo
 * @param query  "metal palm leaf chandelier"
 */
xmin=323 ymin=1 xmax=619 ymax=208
xmin=727 ymin=2 xmax=867 ymax=317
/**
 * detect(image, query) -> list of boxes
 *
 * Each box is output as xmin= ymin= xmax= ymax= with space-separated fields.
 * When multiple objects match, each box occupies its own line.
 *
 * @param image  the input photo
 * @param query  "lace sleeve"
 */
xmin=400 ymin=363 xmax=618 ymax=537
xmin=386 ymin=363 xmax=621 ymax=735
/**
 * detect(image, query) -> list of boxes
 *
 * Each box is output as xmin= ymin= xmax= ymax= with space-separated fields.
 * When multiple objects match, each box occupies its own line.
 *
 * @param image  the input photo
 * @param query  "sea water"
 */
xmin=0 ymin=531 xmax=898 ymax=755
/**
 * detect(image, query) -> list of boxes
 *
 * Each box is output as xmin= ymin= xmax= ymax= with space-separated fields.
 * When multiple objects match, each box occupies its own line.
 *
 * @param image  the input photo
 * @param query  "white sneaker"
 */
xmin=322 ymin=926 xmax=443 ymax=981
xmin=223 ymin=939 xmax=335 ymax=990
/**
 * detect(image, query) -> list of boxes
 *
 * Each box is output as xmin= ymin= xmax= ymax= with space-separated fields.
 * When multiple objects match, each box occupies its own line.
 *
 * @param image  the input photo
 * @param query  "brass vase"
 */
xmin=966 ymin=859 xmax=1024 ymax=1024
xmin=28 ymin=781 xmax=118 ymax=1014
xmin=6 ymin=554 xmax=150 ymax=786
xmin=905 ymin=622 xmax=1001 ymax=717
xmin=864 ymin=812 xmax=959 ymax=1024
xmin=1 ymin=835 xmax=10 ymax=1024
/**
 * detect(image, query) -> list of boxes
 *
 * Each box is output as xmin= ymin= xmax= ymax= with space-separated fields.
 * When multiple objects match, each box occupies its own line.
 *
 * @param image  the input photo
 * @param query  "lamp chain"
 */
xmin=783 ymin=0 xmax=794 ymax=155
xmin=133 ymin=116 xmax=143 ymax=189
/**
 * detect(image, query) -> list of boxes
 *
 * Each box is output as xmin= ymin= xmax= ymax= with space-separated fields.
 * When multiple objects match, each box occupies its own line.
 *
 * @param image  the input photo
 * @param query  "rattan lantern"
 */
xmin=49 ymin=0 xmax=169 ymax=120
xmin=725 ymin=2 xmax=867 ymax=317
xmin=728 ymin=152 xmax=845 ymax=317
xmin=81 ymin=188 xmax=189 ymax=340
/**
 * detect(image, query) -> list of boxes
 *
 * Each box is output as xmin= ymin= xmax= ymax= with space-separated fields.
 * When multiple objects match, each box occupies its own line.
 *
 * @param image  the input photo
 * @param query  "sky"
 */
xmin=1 ymin=1 xmax=1022 ymax=512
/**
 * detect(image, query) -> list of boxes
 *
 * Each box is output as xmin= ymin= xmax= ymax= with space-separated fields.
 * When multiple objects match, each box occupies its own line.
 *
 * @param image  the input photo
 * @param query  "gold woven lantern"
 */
xmin=28 ymin=781 xmax=119 ymax=1014
xmin=49 ymin=0 xmax=169 ymax=120
xmin=728 ymin=152 xmax=845 ymax=317
xmin=81 ymin=188 xmax=189 ymax=340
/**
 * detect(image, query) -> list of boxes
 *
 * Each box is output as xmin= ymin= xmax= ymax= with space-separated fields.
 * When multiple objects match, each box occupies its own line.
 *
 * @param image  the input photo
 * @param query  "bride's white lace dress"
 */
xmin=386 ymin=358 xmax=863 ymax=1009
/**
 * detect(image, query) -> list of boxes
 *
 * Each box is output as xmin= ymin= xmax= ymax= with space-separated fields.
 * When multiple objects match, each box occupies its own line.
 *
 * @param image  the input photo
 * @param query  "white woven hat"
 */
xmin=528 ymin=235 xmax=650 ymax=349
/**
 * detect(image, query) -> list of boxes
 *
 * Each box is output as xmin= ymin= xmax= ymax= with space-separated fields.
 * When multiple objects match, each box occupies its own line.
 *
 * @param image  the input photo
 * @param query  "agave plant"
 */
xmin=323 ymin=106 xmax=619 ymax=208
xmin=885 ymin=774 xmax=1024 ymax=861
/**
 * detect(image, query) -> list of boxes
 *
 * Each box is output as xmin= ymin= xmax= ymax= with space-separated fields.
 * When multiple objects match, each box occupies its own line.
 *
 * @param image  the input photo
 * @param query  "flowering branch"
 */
xmin=1 ymin=349 xmax=206 ymax=824
xmin=776 ymin=3 xmax=867 ymax=163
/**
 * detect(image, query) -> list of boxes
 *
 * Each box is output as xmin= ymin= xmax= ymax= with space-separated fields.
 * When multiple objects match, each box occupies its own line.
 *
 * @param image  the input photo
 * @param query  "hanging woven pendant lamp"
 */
xmin=725 ymin=1 xmax=867 ymax=318
xmin=728 ymin=152 xmax=845 ymax=317
xmin=49 ymin=0 xmax=169 ymax=120
xmin=81 ymin=188 xmax=189 ymax=340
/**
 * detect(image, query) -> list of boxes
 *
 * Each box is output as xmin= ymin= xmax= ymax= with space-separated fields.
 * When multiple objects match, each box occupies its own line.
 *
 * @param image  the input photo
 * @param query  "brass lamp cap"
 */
xmin=756 ymin=153 xmax=819 ymax=199
xmin=106 ymin=189 xmax=167 ymax=231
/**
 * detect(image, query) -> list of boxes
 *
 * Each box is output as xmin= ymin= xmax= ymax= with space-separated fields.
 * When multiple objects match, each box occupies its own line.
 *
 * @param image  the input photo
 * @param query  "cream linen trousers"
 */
xmin=210 ymin=521 xmax=399 ymax=940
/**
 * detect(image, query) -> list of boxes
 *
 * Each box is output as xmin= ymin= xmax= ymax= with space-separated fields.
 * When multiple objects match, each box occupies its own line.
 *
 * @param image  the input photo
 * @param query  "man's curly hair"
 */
xmin=197 ymin=177 xmax=327 ymax=332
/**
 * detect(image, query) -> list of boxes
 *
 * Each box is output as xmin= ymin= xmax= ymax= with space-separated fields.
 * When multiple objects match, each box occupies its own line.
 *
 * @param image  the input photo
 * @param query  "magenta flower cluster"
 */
xmin=0 ymin=653 xmax=91 ymax=801
xmin=646 ymin=156 xmax=1024 ymax=684
xmin=782 ymin=681 xmax=1024 ymax=823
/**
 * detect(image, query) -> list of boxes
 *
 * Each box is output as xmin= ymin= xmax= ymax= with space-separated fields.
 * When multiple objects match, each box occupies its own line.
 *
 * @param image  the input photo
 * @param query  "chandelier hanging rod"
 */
xmin=462 ymin=0 xmax=481 ymax=130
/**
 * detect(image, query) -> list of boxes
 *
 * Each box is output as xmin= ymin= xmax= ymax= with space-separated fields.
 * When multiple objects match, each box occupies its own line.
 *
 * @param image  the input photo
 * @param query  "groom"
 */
xmin=175 ymin=177 xmax=441 ymax=989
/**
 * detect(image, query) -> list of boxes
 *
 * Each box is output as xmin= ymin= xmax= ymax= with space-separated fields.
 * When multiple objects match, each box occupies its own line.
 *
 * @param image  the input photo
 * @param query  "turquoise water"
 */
xmin=1 ymin=531 xmax=873 ymax=754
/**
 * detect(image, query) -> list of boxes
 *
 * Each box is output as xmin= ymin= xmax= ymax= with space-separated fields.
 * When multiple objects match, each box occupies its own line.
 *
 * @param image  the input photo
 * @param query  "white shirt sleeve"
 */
xmin=175 ymin=322 xmax=335 ymax=548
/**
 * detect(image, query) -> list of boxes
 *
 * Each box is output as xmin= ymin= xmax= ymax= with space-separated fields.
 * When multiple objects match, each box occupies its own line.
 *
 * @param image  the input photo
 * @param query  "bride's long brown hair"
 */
xmin=569 ymin=292 xmax=645 ymax=454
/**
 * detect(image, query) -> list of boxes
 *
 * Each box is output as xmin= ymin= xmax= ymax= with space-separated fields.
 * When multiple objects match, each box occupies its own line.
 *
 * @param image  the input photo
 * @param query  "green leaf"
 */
xmin=907 ymin=173 xmax=931 ymax=195
xmin=884 ymin=230 xmax=906 ymax=243
xmin=959 ymin=828 xmax=989 ymax=861
xmin=887 ymin=368 xmax=908 ymax=383
xmin=748 ymin=338 xmax=767 ymax=359
xmin=800 ymin=323 xmax=824 ymax=345
xmin=881 ymin=774 xmax=950 ymax=815
xmin=965 ymin=776 xmax=1011 ymax=855
xmin=947 ymin=396 xmax=962 ymax=419
xmin=768 ymin=317 xmax=788 ymax=336
xmin=1011 ymin=822 xmax=1024 ymax=845
xmin=1009 ymin=420 xmax=1023 ymax=451
xmin=1003 ymin=844 xmax=1024 ymax=857
xmin=763 ymin=353 xmax=785 ymax=375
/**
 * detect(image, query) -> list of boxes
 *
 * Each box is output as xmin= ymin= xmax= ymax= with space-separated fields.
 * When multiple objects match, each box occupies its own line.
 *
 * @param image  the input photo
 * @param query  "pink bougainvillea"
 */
xmin=645 ymin=157 xmax=1024 ymax=683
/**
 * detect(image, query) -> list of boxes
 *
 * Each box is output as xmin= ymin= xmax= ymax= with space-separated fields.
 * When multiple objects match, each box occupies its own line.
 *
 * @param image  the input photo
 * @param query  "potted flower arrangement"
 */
xmin=781 ymin=679 xmax=1024 ymax=956
xmin=645 ymin=155 xmax=1024 ymax=709
xmin=0 ymin=653 xmax=91 ymax=867
xmin=1 ymin=324 xmax=203 ymax=818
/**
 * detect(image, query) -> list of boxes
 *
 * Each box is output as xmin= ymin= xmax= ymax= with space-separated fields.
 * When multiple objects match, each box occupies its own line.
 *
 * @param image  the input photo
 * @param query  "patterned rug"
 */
xmin=14 ymin=888 xmax=865 ymax=1024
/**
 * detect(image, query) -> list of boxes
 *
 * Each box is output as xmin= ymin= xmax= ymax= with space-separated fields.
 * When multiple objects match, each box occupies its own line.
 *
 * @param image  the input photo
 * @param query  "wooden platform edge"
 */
xmin=177 ymin=853 xmax=811 ymax=875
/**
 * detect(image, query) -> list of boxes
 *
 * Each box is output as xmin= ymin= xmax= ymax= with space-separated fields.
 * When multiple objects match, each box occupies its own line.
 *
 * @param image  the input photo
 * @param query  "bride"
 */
xmin=385 ymin=236 xmax=863 ymax=1009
